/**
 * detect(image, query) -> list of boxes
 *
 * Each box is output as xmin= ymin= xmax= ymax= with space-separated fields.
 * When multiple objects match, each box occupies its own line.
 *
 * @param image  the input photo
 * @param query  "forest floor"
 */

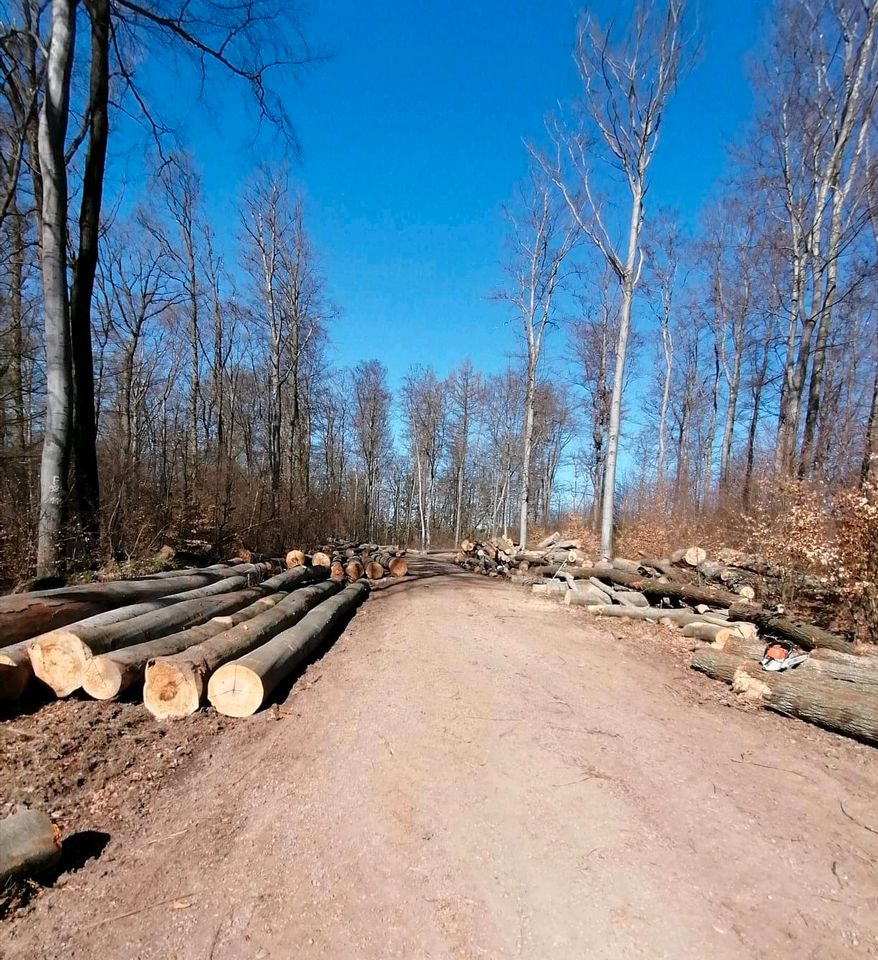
xmin=2 ymin=557 xmax=878 ymax=959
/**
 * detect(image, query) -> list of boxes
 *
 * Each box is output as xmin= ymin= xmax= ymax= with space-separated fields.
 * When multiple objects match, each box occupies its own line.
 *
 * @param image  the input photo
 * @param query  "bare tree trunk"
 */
xmin=519 ymin=367 xmax=535 ymax=547
xmin=36 ymin=0 xmax=76 ymax=578
xmin=657 ymin=300 xmax=672 ymax=493
xmin=600 ymin=195 xmax=641 ymax=559
xmin=68 ymin=0 xmax=109 ymax=548
xmin=862 ymin=359 xmax=878 ymax=486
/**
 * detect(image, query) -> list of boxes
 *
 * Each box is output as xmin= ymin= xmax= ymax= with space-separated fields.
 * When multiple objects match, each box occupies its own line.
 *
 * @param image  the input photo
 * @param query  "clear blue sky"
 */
xmin=123 ymin=0 xmax=768 ymax=389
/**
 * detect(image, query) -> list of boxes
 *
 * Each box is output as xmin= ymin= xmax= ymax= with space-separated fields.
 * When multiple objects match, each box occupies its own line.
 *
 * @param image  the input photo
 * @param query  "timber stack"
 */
xmin=285 ymin=541 xmax=408 ymax=581
xmin=453 ymin=530 xmax=590 ymax=577
xmin=0 ymin=556 xmax=371 ymax=718
xmin=455 ymin=536 xmax=878 ymax=748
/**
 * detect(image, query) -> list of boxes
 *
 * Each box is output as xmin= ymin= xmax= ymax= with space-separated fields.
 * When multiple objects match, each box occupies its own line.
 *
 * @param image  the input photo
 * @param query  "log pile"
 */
xmin=454 ymin=537 xmax=877 ymax=747
xmin=285 ymin=541 xmax=408 ymax=581
xmin=0 ymin=556 xmax=371 ymax=718
xmin=452 ymin=531 xmax=589 ymax=577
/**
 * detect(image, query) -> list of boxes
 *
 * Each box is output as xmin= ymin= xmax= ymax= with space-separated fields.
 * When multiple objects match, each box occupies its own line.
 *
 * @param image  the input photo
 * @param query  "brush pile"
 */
xmin=456 ymin=536 xmax=878 ymax=747
xmin=0 ymin=557 xmax=370 ymax=718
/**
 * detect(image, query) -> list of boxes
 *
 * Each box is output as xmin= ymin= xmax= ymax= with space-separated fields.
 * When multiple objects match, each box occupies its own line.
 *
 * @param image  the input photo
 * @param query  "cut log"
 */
xmin=285 ymin=549 xmax=306 ymax=569
xmin=712 ymin=634 xmax=766 ymax=660
xmin=537 ymin=564 xmax=741 ymax=609
xmin=311 ymin=551 xmax=331 ymax=569
xmin=536 ymin=531 xmax=561 ymax=550
xmin=387 ymin=557 xmax=408 ymax=578
xmin=208 ymin=582 xmax=370 ymax=717
xmin=144 ymin=580 xmax=341 ymax=719
xmin=611 ymin=558 xmax=643 ymax=576
xmin=81 ymin=593 xmax=287 ymax=701
xmin=28 ymin=567 xmax=316 ymax=698
xmin=345 ymin=559 xmax=365 ymax=581
xmin=802 ymin=648 xmax=878 ymax=686
xmin=564 ymin=584 xmax=612 ymax=607
xmin=365 ymin=561 xmax=385 ymax=580
xmin=681 ymin=623 xmax=738 ymax=643
xmin=0 ymin=809 xmax=62 ymax=883
xmin=0 ymin=642 xmax=33 ymax=701
xmin=684 ymin=547 xmax=707 ymax=567
xmin=693 ymin=648 xmax=878 ymax=744
xmin=614 ymin=590 xmax=649 ymax=608
xmin=0 ymin=563 xmax=272 ymax=648
xmin=728 ymin=603 xmax=851 ymax=654
xmin=330 ymin=560 xmax=346 ymax=580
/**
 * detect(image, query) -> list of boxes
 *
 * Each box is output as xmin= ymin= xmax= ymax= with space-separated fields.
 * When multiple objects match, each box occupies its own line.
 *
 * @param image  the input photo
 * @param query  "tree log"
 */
xmin=693 ymin=648 xmax=878 ymax=744
xmin=208 ymin=582 xmax=369 ymax=717
xmin=285 ymin=550 xmax=306 ymax=569
xmin=365 ymin=560 xmax=385 ymax=580
xmin=80 ymin=593 xmax=288 ymax=701
xmin=143 ymin=580 xmax=340 ymax=719
xmin=728 ymin=602 xmax=851 ymax=653
xmin=536 ymin=531 xmax=560 ymax=549
xmin=538 ymin=564 xmax=741 ymax=608
xmin=0 ymin=563 xmax=273 ymax=647
xmin=387 ymin=557 xmax=408 ymax=578
xmin=28 ymin=568 xmax=314 ymax=698
xmin=345 ymin=559 xmax=365 ymax=581
xmin=311 ymin=551 xmax=331 ymax=568
xmin=0 ymin=809 xmax=62 ymax=883
xmin=802 ymin=648 xmax=878 ymax=686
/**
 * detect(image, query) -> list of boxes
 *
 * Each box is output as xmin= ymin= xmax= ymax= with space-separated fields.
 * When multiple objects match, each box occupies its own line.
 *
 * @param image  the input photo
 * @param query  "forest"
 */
xmin=0 ymin=0 xmax=876 ymax=605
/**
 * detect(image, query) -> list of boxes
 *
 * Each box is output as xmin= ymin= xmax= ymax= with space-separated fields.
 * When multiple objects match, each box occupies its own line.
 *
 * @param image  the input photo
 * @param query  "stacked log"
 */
xmin=1 ymin=555 xmax=371 ymax=718
xmin=284 ymin=541 xmax=408 ymax=581
xmin=453 ymin=533 xmax=588 ymax=578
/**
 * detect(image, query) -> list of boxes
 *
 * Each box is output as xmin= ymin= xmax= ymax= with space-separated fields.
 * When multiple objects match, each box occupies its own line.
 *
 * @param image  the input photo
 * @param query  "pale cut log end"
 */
xmin=143 ymin=659 xmax=203 ymax=719
xmin=388 ymin=558 xmax=408 ymax=578
xmin=207 ymin=663 xmax=263 ymax=718
xmin=81 ymin=654 xmax=124 ymax=701
xmin=366 ymin=561 xmax=385 ymax=580
xmin=285 ymin=550 xmax=306 ymax=569
xmin=684 ymin=547 xmax=708 ymax=567
xmin=345 ymin=561 xmax=365 ymax=582
xmin=28 ymin=632 xmax=89 ymax=697
xmin=311 ymin=552 xmax=331 ymax=569
xmin=330 ymin=561 xmax=346 ymax=580
xmin=0 ymin=647 xmax=32 ymax=701
xmin=731 ymin=667 xmax=771 ymax=701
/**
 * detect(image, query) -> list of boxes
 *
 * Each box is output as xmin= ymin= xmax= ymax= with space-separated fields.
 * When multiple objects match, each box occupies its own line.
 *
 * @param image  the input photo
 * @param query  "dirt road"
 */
xmin=4 ymin=558 xmax=878 ymax=959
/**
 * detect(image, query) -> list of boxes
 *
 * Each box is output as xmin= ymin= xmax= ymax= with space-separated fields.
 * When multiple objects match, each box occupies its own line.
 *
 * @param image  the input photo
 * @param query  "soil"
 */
xmin=2 ymin=557 xmax=878 ymax=959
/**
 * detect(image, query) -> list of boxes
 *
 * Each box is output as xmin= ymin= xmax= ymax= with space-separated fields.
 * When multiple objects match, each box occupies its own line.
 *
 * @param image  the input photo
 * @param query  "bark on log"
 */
xmin=681 ymin=623 xmax=740 ymax=644
xmin=81 ymin=593 xmax=288 ymax=701
xmin=28 ymin=568 xmax=311 ymax=698
xmin=802 ymin=648 xmax=878 ymax=686
xmin=728 ymin=603 xmax=851 ymax=653
xmin=693 ymin=649 xmax=878 ymax=745
xmin=0 ymin=563 xmax=272 ymax=647
xmin=538 ymin=564 xmax=741 ymax=608
xmin=537 ymin=531 xmax=560 ymax=550
xmin=208 ymin=582 xmax=370 ymax=717
xmin=144 ymin=580 xmax=341 ymax=719
xmin=0 ymin=809 xmax=62 ymax=883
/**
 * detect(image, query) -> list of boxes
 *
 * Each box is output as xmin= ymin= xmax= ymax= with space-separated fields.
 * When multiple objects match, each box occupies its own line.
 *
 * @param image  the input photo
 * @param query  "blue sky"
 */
xmin=117 ymin=1 xmax=767 ymax=389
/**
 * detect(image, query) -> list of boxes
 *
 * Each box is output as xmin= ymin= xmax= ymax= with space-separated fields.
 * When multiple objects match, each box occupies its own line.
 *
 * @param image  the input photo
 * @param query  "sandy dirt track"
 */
xmin=4 ymin=557 xmax=878 ymax=959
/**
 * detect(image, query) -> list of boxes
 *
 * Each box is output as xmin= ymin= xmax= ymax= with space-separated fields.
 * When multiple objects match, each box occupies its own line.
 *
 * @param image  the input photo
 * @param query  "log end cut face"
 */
xmin=143 ymin=659 xmax=204 ymax=719
xmin=28 ymin=632 xmax=90 ymax=697
xmin=80 ymin=655 xmax=124 ymax=701
xmin=207 ymin=664 xmax=263 ymax=718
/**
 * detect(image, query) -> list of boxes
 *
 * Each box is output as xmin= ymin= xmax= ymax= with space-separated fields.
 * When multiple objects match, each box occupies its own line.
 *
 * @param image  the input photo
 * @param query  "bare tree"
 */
xmin=496 ymin=172 xmax=577 ymax=547
xmin=538 ymin=0 xmax=687 ymax=558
